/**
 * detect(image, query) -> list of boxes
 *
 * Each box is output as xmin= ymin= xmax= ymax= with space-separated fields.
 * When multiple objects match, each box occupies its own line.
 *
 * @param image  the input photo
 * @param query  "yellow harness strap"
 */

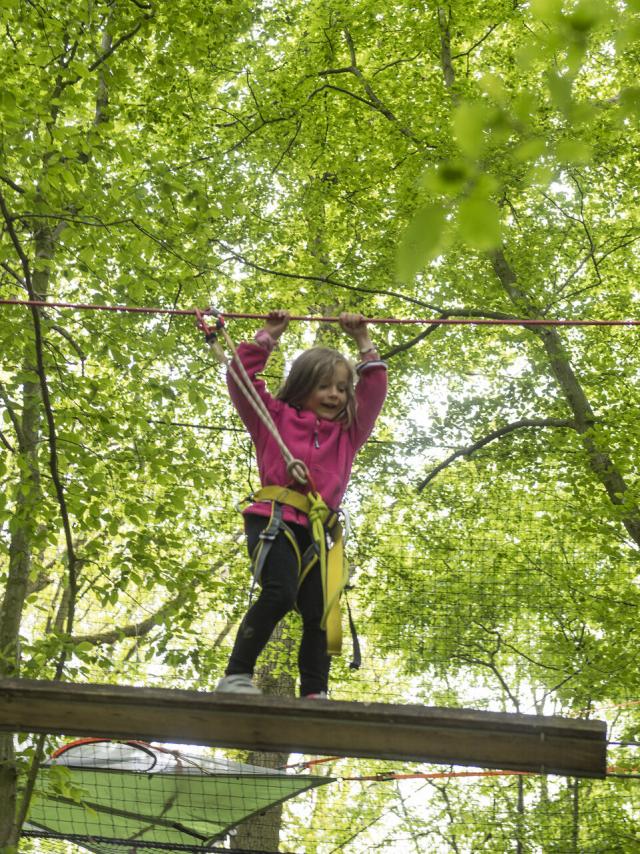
xmin=252 ymin=486 xmax=349 ymax=655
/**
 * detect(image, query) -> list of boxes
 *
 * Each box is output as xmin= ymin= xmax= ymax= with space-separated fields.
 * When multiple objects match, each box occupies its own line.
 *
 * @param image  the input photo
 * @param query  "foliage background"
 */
xmin=1 ymin=0 xmax=639 ymax=850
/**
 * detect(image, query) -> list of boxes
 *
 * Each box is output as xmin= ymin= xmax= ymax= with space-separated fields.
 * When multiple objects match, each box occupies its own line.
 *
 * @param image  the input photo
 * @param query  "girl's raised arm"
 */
xmin=227 ymin=311 xmax=289 ymax=440
xmin=339 ymin=312 xmax=380 ymax=360
xmin=340 ymin=312 xmax=387 ymax=449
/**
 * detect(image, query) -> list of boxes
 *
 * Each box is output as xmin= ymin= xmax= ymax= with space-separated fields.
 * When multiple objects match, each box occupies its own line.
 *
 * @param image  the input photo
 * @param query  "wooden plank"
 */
xmin=0 ymin=679 xmax=606 ymax=778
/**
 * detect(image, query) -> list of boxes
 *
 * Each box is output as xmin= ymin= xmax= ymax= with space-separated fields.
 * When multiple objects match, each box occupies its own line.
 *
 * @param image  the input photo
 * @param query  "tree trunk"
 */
xmin=571 ymin=778 xmax=580 ymax=853
xmin=435 ymin=6 xmax=640 ymax=548
xmin=515 ymin=775 xmax=525 ymax=854
xmin=0 ymin=219 xmax=54 ymax=848
xmin=230 ymin=624 xmax=296 ymax=852
xmin=491 ymin=249 xmax=640 ymax=548
xmin=0 ymin=359 xmax=42 ymax=849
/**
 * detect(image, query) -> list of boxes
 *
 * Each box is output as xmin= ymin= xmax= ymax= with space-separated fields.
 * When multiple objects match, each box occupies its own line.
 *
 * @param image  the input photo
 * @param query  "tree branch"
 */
xmin=571 ymin=172 xmax=603 ymax=288
xmin=343 ymin=27 xmax=424 ymax=146
xmin=381 ymin=323 xmax=443 ymax=359
xmin=455 ymin=649 xmax=521 ymax=711
xmin=94 ymin=29 xmax=111 ymax=127
xmin=372 ymin=52 xmax=423 ymax=77
xmin=417 ymin=417 xmax=576 ymax=491
xmin=87 ymin=8 xmax=154 ymax=74
xmin=382 ymin=308 xmax=523 ymax=358
xmin=437 ymin=6 xmax=456 ymax=93
xmin=490 ymin=247 xmax=640 ymax=547
xmin=245 ymin=70 xmax=265 ymax=122
xmin=0 ymin=188 xmax=80 ymax=654
xmin=213 ymin=240 xmax=438 ymax=310
xmin=451 ymin=23 xmax=501 ymax=60
xmin=0 ymin=382 xmax=24 ymax=448
xmin=0 ymin=174 xmax=25 ymax=195
xmin=306 ymin=82 xmax=379 ymax=111
xmin=271 ymin=119 xmax=302 ymax=175
xmin=313 ymin=29 xmax=428 ymax=149
xmin=1 ymin=260 xmax=27 ymax=287
xmin=72 ymin=595 xmax=185 ymax=647
xmin=0 ymin=428 xmax=14 ymax=453
xmin=49 ymin=324 xmax=87 ymax=363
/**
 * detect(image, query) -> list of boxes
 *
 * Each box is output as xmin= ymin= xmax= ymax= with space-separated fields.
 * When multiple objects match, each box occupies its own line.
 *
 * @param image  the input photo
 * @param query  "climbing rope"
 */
xmin=1 ymin=297 xmax=639 ymax=325
xmin=194 ymin=307 xmax=309 ymax=486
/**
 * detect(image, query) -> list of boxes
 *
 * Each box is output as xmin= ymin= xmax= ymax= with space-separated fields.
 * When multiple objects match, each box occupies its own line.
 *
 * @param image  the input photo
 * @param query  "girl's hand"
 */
xmin=339 ymin=312 xmax=374 ymax=352
xmin=339 ymin=312 xmax=367 ymax=336
xmin=264 ymin=309 xmax=290 ymax=341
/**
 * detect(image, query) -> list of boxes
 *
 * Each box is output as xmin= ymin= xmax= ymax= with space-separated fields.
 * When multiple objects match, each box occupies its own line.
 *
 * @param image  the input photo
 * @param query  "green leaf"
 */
xmin=546 ymin=72 xmax=573 ymax=113
xmin=524 ymin=163 xmax=556 ymax=189
xmin=480 ymin=73 xmax=509 ymax=106
xmin=0 ymin=88 xmax=17 ymax=114
xmin=396 ymin=203 xmax=447 ymax=281
xmin=513 ymin=138 xmax=547 ymax=163
xmin=422 ymin=160 xmax=471 ymax=195
xmin=512 ymin=92 xmax=538 ymax=126
xmin=74 ymin=641 xmax=95 ymax=653
xmin=567 ymin=0 xmax=612 ymax=33
xmin=529 ymin=0 xmax=563 ymax=20
xmin=619 ymin=87 xmax=640 ymax=120
xmin=555 ymin=138 xmax=593 ymax=164
xmin=452 ymin=102 xmax=491 ymax=158
xmin=128 ymin=278 xmax=145 ymax=303
xmin=457 ymin=194 xmax=502 ymax=251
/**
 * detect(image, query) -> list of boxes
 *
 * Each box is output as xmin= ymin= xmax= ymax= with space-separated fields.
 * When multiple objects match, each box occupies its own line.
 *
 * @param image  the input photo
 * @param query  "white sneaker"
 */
xmin=303 ymin=692 xmax=328 ymax=699
xmin=216 ymin=674 xmax=262 ymax=695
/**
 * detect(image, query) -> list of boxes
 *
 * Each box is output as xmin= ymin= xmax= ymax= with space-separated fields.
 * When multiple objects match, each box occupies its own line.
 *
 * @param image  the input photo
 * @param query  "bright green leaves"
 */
xmin=0 ymin=86 xmax=17 ymax=115
xmin=554 ymin=138 xmax=592 ymax=165
xmin=397 ymin=176 xmax=503 ymax=281
xmin=452 ymin=99 xmax=513 ymax=160
xmin=127 ymin=278 xmax=146 ymax=304
xmin=424 ymin=160 xmax=471 ymax=196
xmin=395 ymin=0 xmax=632 ymax=279
xmin=452 ymin=102 xmax=492 ymax=159
xmin=531 ymin=0 xmax=614 ymax=30
xmin=530 ymin=0 xmax=616 ymax=39
xmin=529 ymin=0 xmax=563 ymax=18
xmin=513 ymin=137 xmax=547 ymax=164
xmin=43 ymin=764 xmax=87 ymax=806
xmin=397 ymin=102 xmax=508 ymax=279
xmin=619 ymin=87 xmax=640 ymax=121
xmin=546 ymin=71 xmax=574 ymax=114
xmin=457 ymin=190 xmax=502 ymax=252
xmin=396 ymin=203 xmax=447 ymax=281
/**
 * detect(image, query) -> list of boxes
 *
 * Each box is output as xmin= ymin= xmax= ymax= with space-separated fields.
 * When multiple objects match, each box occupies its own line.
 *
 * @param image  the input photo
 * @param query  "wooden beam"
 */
xmin=0 ymin=679 xmax=606 ymax=777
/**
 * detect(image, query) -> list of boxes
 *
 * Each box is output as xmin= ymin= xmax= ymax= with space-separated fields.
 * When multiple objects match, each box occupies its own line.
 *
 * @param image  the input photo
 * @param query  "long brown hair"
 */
xmin=277 ymin=347 xmax=356 ymax=426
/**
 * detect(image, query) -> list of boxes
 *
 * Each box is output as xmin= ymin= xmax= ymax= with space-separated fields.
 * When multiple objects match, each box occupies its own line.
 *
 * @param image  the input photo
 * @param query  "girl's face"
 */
xmin=302 ymin=363 xmax=350 ymax=420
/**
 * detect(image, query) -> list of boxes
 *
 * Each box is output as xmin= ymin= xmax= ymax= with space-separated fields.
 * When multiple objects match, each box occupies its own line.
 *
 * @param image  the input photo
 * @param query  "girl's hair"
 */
xmin=276 ymin=347 xmax=356 ymax=426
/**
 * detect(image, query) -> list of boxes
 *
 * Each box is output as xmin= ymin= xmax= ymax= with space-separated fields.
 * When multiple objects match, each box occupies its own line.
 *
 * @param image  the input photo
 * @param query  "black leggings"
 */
xmin=225 ymin=514 xmax=331 ymax=696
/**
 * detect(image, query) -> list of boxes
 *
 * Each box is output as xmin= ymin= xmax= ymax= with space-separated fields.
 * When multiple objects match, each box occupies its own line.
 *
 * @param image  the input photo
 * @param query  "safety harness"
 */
xmin=245 ymin=486 xmax=361 ymax=669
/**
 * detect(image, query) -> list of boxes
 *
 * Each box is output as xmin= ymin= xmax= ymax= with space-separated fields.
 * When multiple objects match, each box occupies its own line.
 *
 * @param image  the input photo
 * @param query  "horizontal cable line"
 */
xmin=1 ymin=298 xmax=639 ymax=326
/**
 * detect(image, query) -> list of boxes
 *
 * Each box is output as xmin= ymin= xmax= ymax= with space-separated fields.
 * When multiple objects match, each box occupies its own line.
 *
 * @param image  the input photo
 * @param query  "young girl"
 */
xmin=217 ymin=310 xmax=387 ymax=697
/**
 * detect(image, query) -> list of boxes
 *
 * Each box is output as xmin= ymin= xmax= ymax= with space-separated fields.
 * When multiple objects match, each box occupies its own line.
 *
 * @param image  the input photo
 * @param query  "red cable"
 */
xmin=1 ymin=298 xmax=639 ymax=326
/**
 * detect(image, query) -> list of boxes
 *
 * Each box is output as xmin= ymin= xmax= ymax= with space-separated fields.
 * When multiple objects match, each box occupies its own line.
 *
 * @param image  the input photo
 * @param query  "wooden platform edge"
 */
xmin=0 ymin=679 xmax=608 ymax=778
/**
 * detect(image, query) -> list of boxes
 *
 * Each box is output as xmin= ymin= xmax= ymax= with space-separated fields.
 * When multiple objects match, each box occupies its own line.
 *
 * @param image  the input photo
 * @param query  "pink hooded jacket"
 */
xmin=227 ymin=333 xmax=388 ymax=527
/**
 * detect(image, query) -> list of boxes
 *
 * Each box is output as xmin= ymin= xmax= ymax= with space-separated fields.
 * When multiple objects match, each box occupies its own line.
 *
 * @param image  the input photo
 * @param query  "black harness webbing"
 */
xmin=245 ymin=490 xmax=361 ymax=669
